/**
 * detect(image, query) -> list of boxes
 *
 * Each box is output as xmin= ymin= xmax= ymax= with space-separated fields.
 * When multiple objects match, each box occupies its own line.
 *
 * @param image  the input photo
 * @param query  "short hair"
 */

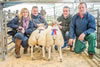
xmin=32 ymin=6 xmax=38 ymax=9
xmin=63 ymin=6 xmax=70 ymax=11
xmin=78 ymin=2 xmax=87 ymax=8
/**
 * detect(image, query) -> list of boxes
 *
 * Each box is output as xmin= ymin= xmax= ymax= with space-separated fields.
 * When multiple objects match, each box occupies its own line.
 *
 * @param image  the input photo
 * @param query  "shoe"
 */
xmin=24 ymin=47 xmax=28 ymax=54
xmin=70 ymin=47 xmax=74 ymax=52
xmin=89 ymin=54 xmax=94 ymax=59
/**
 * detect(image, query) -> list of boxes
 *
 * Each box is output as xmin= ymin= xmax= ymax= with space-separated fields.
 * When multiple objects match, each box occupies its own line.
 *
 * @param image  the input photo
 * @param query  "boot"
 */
xmin=70 ymin=47 xmax=74 ymax=52
xmin=24 ymin=47 xmax=28 ymax=54
xmin=89 ymin=54 xmax=94 ymax=59
xmin=70 ymin=47 xmax=72 ymax=51
xmin=15 ymin=38 xmax=22 ymax=58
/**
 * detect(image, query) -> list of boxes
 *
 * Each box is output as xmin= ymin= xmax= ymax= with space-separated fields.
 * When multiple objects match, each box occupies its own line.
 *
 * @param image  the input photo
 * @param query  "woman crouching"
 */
xmin=7 ymin=8 xmax=33 ymax=58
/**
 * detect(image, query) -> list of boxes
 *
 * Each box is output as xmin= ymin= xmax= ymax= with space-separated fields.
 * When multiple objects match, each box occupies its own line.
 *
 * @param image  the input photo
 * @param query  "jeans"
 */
xmin=14 ymin=32 xmax=28 ymax=48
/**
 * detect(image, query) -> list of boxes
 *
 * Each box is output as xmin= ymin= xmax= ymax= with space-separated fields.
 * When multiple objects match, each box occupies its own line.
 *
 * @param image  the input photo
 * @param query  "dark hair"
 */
xmin=63 ymin=6 xmax=70 ymax=12
xmin=32 ymin=6 xmax=38 ymax=9
xmin=78 ymin=2 xmax=87 ymax=8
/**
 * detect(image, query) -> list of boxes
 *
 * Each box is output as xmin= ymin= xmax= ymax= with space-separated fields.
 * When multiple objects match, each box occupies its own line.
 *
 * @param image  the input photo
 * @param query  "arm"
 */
xmin=84 ymin=16 xmax=96 ymax=35
xmin=69 ymin=16 xmax=76 ymax=39
xmin=57 ymin=17 xmax=63 ymax=29
xmin=7 ymin=16 xmax=19 ymax=29
xmin=42 ymin=18 xmax=48 ymax=28
xmin=57 ymin=17 xmax=61 ymax=22
xmin=68 ymin=16 xmax=76 ymax=45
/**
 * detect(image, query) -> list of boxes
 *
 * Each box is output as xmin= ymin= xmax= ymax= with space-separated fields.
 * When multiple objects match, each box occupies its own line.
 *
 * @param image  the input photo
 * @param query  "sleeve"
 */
xmin=57 ymin=16 xmax=61 ymax=22
xmin=65 ymin=16 xmax=72 ymax=31
xmin=57 ymin=16 xmax=65 ymax=30
xmin=32 ymin=20 xmax=38 ymax=28
xmin=84 ymin=16 xmax=96 ymax=35
xmin=42 ymin=17 xmax=48 ymax=28
xmin=69 ymin=16 xmax=76 ymax=39
xmin=7 ymin=16 xmax=19 ymax=29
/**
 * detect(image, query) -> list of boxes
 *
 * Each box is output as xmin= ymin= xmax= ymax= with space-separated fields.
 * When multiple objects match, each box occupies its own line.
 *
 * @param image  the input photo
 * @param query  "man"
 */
xmin=40 ymin=6 xmax=46 ymax=19
xmin=55 ymin=6 xmax=73 ymax=51
xmin=31 ymin=6 xmax=48 ymax=29
xmin=69 ymin=2 xmax=96 ymax=59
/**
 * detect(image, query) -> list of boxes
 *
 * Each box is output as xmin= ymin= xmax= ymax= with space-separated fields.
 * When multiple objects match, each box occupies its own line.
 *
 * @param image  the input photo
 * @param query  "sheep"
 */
xmin=28 ymin=21 xmax=64 ymax=62
xmin=28 ymin=23 xmax=46 ymax=60
xmin=45 ymin=21 xmax=64 ymax=62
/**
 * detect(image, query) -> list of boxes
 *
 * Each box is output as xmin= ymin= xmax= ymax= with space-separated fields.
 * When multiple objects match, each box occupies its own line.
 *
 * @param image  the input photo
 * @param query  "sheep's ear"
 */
xmin=57 ymin=22 xmax=62 ymax=25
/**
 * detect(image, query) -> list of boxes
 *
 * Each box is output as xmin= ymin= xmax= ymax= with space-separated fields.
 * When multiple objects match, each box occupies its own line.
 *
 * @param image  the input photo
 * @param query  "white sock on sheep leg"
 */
xmin=42 ymin=46 xmax=45 ymax=58
xmin=48 ymin=47 xmax=51 ymax=61
xmin=51 ymin=45 xmax=54 ymax=53
xmin=31 ymin=46 xmax=34 ymax=60
xmin=59 ymin=46 xmax=63 ymax=62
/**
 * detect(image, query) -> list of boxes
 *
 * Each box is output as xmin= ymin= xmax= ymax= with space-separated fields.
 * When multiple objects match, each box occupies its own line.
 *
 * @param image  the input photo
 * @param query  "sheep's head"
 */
xmin=37 ymin=23 xmax=45 ymax=30
xmin=51 ymin=20 xmax=62 ymax=27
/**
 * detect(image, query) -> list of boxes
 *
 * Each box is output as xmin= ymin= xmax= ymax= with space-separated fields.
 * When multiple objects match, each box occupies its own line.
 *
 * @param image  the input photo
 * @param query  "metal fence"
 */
xmin=0 ymin=3 xmax=6 ymax=60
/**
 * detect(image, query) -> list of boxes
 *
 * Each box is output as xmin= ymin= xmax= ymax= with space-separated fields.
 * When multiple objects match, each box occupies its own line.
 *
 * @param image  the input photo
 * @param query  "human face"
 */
xmin=63 ymin=8 xmax=70 ymax=18
xmin=32 ymin=8 xmax=38 ymax=16
xmin=22 ymin=10 xmax=29 ymax=18
xmin=78 ymin=4 xmax=87 ymax=15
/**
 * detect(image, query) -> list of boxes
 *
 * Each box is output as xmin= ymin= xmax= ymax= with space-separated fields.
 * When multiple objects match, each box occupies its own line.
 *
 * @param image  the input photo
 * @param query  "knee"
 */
xmin=65 ymin=31 xmax=70 ymax=40
xmin=21 ymin=37 xmax=28 ymax=48
xmin=14 ymin=32 xmax=24 ymax=40
xmin=87 ymin=33 xmax=96 ymax=40
xmin=65 ymin=32 xmax=69 ymax=36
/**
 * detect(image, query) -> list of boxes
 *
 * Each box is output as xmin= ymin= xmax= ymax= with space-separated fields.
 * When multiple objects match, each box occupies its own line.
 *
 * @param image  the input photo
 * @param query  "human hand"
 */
xmin=78 ymin=33 xmax=85 ymax=41
xmin=58 ymin=25 xmax=62 ymax=29
xmin=21 ymin=28 xmax=25 ymax=33
xmin=68 ymin=39 xmax=74 ymax=45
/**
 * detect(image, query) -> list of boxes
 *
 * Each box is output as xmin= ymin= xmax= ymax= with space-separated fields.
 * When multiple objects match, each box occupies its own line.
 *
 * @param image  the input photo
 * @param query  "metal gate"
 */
xmin=0 ymin=3 xmax=6 ymax=60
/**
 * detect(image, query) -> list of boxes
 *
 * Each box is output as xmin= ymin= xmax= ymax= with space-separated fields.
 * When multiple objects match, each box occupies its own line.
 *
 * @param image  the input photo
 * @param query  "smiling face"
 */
xmin=78 ymin=3 xmax=87 ymax=15
xmin=63 ymin=8 xmax=70 ymax=18
xmin=22 ymin=10 xmax=29 ymax=18
xmin=19 ymin=8 xmax=29 ymax=19
xmin=32 ymin=8 xmax=38 ymax=16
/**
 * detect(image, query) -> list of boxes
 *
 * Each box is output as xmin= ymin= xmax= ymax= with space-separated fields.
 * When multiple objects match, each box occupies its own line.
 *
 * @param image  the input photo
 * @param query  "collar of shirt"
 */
xmin=78 ymin=12 xmax=88 ymax=19
xmin=31 ymin=14 xmax=40 ymax=19
xmin=62 ymin=14 xmax=70 ymax=20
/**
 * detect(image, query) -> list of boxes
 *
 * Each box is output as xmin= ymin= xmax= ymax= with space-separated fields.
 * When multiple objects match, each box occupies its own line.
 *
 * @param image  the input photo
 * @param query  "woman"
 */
xmin=7 ymin=8 xmax=34 ymax=58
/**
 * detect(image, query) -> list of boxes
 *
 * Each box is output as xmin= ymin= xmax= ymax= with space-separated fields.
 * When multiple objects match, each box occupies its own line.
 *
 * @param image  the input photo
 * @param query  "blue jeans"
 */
xmin=55 ymin=31 xmax=73 ymax=50
xmin=14 ymin=32 xmax=28 ymax=48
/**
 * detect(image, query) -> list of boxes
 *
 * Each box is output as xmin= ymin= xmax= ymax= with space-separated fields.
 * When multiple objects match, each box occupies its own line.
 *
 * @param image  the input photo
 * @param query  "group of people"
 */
xmin=7 ymin=2 xmax=96 ymax=59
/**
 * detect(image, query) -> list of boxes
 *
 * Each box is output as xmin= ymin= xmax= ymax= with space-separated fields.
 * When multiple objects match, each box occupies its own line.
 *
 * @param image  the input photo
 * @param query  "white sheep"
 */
xmin=28 ymin=24 xmax=46 ymax=60
xmin=45 ymin=21 xmax=64 ymax=62
xmin=28 ymin=22 xmax=64 ymax=62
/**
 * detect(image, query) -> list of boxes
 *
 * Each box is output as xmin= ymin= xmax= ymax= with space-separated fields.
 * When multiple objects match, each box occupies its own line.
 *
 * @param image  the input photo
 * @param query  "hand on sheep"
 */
xmin=68 ymin=39 xmax=74 ymax=45
xmin=78 ymin=33 xmax=85 ymax=41
xmin=58 ymin=22 xmax=62 ymax=25
xmin=58 ymin=25 xmax=62 ymax=29
xmin=37 ymin=24 xmax=44 ymax=27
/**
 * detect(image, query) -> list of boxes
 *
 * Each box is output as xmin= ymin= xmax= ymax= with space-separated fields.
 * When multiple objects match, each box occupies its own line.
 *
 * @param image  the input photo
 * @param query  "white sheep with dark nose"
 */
xmin=45 ymin=21 xmax=64 ymax=62
xmin=28 ymin=23 xmax=46 ymax=60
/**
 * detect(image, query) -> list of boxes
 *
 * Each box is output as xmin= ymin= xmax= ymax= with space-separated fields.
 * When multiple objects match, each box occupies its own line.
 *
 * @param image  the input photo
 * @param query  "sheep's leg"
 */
xmin=59 ymin=46 xmax=63 ymax=62
xmin=31 ymin=46 xmax=33 ymax=60
xmin=42 ymin=46 xmax=45 ymax=58
xmin=29 ymin=46 xmax=31 ymax=54
xmin=31 ymin=46 xmax=35 ymax=60
xmin=48 ymin=46 xmax=51 ymax=61
xmin=51 ymin=45 xmax=54 ymax=53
